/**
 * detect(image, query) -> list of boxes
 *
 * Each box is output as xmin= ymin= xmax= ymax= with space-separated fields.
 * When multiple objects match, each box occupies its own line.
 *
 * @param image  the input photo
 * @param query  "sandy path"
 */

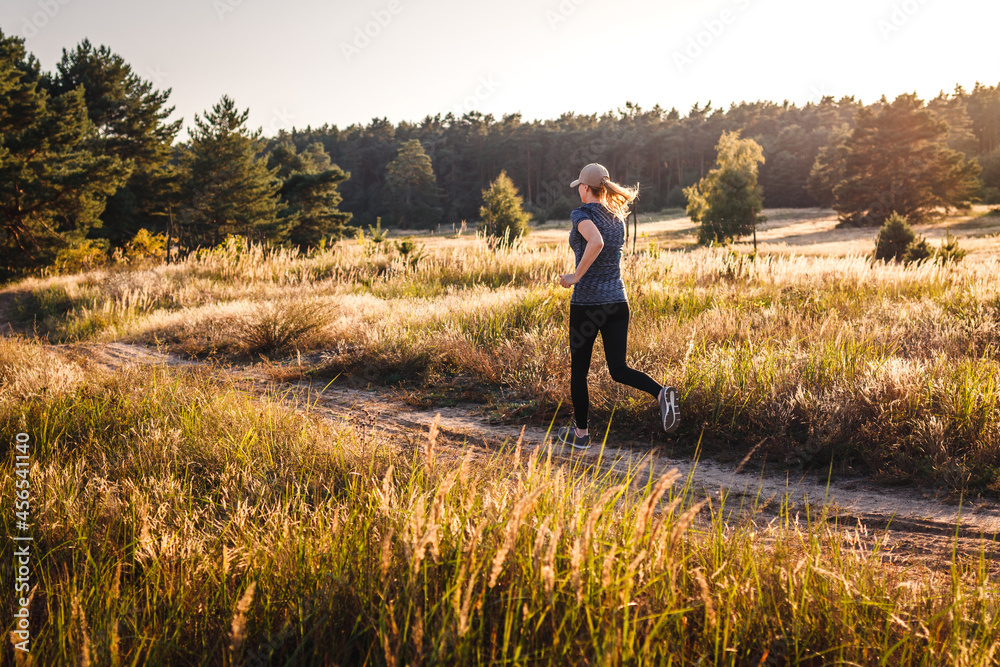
xmin=55 ymin=341 xmax=1000 ymax=569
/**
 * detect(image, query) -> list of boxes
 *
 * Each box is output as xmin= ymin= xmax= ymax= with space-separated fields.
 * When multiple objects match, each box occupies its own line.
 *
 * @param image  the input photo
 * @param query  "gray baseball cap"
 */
xmin=570 ymin=163 xmax=610 ymax=188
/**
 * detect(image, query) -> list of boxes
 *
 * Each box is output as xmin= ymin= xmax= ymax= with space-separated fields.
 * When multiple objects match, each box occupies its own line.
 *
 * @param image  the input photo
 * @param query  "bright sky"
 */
xmin=2 ymin=0 xmax=998 ymax=141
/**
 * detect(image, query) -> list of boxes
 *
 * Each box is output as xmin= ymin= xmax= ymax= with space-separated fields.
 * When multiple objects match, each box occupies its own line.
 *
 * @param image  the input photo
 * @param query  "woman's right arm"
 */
xmin=560 ymin=219 xmax=603 ymax=287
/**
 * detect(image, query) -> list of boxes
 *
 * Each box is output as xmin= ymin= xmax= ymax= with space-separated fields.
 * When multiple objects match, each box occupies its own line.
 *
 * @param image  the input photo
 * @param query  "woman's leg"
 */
xmin=600 ymin=302 xmax=662 ymax=398
xmin=569 ymin=304 xmax=600 ymax=432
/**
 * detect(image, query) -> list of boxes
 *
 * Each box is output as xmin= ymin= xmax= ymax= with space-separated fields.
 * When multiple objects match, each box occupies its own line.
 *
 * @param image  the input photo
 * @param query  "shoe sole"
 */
xmin=660 ymin=386 xmax=680 ymax=433
xmin=556 ymin=427 xmax=591 ymax=450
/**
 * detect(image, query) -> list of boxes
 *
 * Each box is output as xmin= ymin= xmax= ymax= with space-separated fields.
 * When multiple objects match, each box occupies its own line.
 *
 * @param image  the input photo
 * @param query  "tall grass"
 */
xmin=2 ymin=336 xmax=999 ymax=665
xmin=4 ymin=232 xmax=1000 ymax=492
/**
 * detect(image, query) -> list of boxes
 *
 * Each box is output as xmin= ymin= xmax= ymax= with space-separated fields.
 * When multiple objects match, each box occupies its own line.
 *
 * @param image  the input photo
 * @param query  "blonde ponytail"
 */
xmin=588 ymin=178 xmax=639 ymax=222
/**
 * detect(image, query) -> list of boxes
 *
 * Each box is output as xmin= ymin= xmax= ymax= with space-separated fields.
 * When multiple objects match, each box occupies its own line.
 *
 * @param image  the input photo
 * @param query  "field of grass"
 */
xmin=2 ymin=336 xmax=999 ymax=665
xmin=3 ymin=207 xmax=1000 ymax=664
xmin=5 ymin=206 xmax=1000 ymax=495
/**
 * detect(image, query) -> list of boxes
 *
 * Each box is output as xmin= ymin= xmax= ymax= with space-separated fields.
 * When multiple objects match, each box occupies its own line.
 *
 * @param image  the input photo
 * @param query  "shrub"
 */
xmin=479 ymin=170 xmax=530 ymax=246
xmin=237 ymin=299 xmax=327 ymax=356
xmin=195 ymin=233 xmax=251 ymax=261
xmin=123 ymin=228 xmax=167 ymax=264
xmin=357 ymin=218 xmax=390 ymax=256
xmin=394 ymin=236 xmax=426 ymax=268
xmin=872 ymin=212 xmax=916 ymax=262
xmin=902 ymin=236 xmax=933 ymax=264
xmin=936 ymin=229 xmax=967 ymax=265
xmin=873 ymin=213 xmax=943 ymax=265
xmin=51 ymin=239 xmax=109 ymax=274
xmin=367 ymin=218 xmax=388 ymax=244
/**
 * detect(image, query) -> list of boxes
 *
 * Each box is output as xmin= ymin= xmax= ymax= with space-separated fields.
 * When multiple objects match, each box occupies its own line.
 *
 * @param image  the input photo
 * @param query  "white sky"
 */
xmin=2 ymin=0 xmax=998 ymax=141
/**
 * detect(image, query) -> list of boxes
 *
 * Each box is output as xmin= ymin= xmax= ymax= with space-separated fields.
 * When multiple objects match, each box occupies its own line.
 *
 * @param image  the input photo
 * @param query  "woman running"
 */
xmin=556 ymin=163 xmax=679 ymax=449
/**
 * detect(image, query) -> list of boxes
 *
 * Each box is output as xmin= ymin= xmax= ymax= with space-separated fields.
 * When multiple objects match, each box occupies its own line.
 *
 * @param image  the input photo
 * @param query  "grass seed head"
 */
xmin=228 ymin=581 xmax=257 ymax=657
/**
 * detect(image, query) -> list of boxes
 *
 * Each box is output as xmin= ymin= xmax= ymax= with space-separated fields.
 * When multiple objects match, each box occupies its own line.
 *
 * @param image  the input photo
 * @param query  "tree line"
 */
xmin=0 ymin=31 xmax=350 ymax=280
xmin=295 ymin=86 xmax=998 ymax=229
xmin=2 ymin=28 xmax=998 ymax=280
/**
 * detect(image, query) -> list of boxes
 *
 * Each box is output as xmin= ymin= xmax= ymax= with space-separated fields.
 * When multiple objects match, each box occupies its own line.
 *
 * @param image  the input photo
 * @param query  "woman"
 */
xmin=556 ymin=163 xmax=679 ymax=449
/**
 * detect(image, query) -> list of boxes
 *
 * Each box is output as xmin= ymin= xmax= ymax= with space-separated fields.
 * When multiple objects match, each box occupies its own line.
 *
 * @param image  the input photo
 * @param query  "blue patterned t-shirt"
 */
xmin=569 ymin=202 xmax=627 ymax=305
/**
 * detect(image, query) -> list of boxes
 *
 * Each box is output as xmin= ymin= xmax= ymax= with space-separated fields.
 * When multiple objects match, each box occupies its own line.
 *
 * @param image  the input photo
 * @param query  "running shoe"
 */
xmin=556 ymin=425 xmax=591 ymax=450
xmin=659 ymin=385 xmax=680 ymax=433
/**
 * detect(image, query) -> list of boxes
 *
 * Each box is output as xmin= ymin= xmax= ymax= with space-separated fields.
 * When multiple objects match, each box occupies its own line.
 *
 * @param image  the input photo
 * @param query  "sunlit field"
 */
xmin=7 ymin=206 xmax=1000 ymax=493
xmin=2 ymin=335 xmax=1000 ymax=665
xmin=4 ymin=206 xmax=1000 ymax=664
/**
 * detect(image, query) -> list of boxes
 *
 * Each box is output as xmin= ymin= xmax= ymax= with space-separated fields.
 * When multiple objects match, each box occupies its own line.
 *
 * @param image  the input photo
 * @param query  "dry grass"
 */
xmin=1 ymin=335 xmax=998 ymax=664
xmin=4 ymin=209 xmax=1000 ymax=494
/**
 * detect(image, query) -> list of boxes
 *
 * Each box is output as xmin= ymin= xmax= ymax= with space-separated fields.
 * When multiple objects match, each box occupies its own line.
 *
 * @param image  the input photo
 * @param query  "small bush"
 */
xmin=367 ymin=218 xmax=388 ymax=244
xmin=123 ymin=228 xmax=168 ymax=264
xmin=873 ymin=212 xmax=916 ymax=263
xmin=357 ymin=218 xmax=390 ymax=256
xmin=902 ymin=236 xmax=933 ymax=264
xmin=936 ymin=229 xmax=967 ymax=265
xmin=196 ymin=234 xmax=251 ymax=261
xmin=51 ymin=239 xmax=109 ymax=274
xmin=394 ymin=236 xmax=426 ymax=268
xmin=237 ymin=299 xmax=328 ymax=356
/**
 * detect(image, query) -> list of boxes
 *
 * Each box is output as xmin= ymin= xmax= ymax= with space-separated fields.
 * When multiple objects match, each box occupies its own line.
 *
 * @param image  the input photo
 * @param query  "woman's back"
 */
xmin=569 ymin=202 xmax=626 ymax=305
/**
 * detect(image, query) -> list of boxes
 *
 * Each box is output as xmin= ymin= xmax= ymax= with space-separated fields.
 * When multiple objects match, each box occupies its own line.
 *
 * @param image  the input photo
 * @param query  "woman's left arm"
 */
xmin=560 ymin=219 xmax=603 ymax=288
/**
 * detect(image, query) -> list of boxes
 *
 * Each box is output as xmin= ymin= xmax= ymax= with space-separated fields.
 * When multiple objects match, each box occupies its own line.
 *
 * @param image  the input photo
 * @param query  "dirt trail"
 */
xmin=55 ymin=342 xmax=1000 ymax=570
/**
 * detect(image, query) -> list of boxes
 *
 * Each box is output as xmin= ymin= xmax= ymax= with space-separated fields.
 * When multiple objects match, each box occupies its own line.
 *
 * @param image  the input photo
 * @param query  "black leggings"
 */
xmin=569 ymin=301 xmax=662 ymax=430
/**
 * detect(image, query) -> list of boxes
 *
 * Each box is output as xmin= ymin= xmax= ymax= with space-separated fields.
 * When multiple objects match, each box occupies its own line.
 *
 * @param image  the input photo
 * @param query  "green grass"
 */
xmin=6 ymin=230 xmax=999 ymax=495
xmin=2 ymin=336 xmax=999 ymax=665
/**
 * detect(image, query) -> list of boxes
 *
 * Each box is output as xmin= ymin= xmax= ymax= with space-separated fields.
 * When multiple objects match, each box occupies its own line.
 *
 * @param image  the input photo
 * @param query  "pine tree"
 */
xmin=479 ymin=170 xmax=530 ymax=245
xmin=806 ymin=124 xmax=852 ymax=208
xmin=181 ymin=95 xmax=281 ymax=247
xmin=685 ymin=131 xmax=766 ymax=246
xmin=872 ymin=212 xmax=917 ymax=262
xmin=267 ymin=140 xmax=352 ymax=248
xmin=384 ymin=138 xmax=442 ymax=228
xmin=833 ymin=94 xmax=982 ymax=227
xmin=758 ymin=125 xmax=814 ymax=207
xmin=44 ymin=40 xmax=181 ymax=246
xmin=0 ymin=30 xmax=130 ymax=278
